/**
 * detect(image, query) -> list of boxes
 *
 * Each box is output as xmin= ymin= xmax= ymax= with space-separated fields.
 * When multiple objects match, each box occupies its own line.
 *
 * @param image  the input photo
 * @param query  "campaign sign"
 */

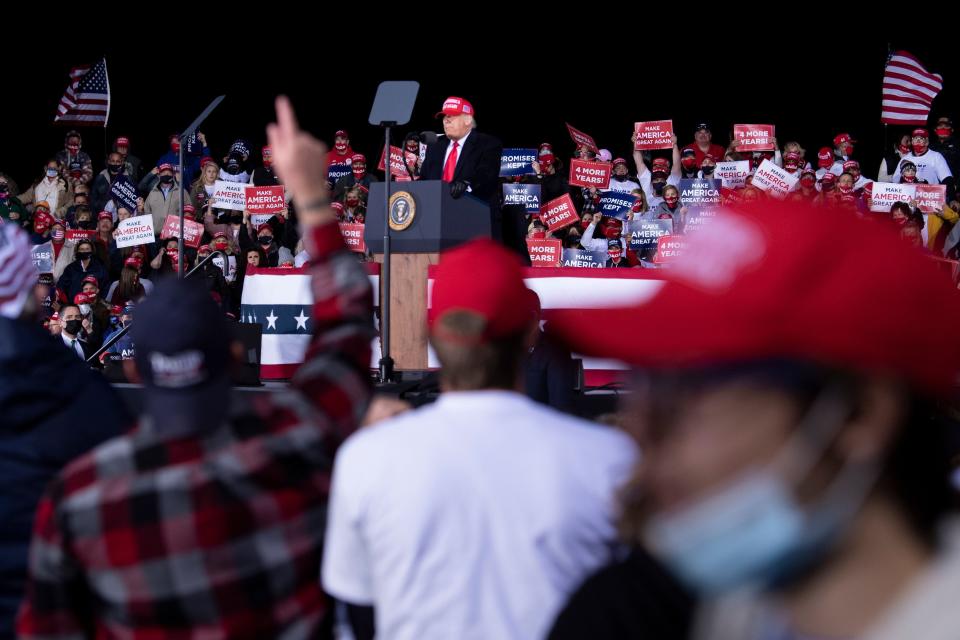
xmin=339 ymin=223 xmax=366 ymax=253
xmin=561 ymin=248 xmax=606 ymax=268
xmin=378 ymin=145 xmax=408 ymax=178
xmin=327 ymin=163 xmax=352 ymax=187
xmin=565 ymin=123 xmax=598 ymax=152
xmin=916 ymin=184 xmax=947 ymax=214
xmin=679 ymin=179 xmax=722 ymax=234
xmin=870 ymin=183 xmax=915 ymax=212
xmin=245 ymin=185 xmax=285 ymax=215
xmin=503 ymin=183 xmax=542 ymax=214
xmin=500 ymin=148 xmax=537 ymax=177
xmin=734 ymin=124 xmax=776 ymax=151
xmin=626 ymin=218 xmax=673 ymax=254
xmin=599 ymin=191 xmax=638 ymax=220
xmin=716 ymin=161 xmax=750 ymax=189
xmin=161 ymin=215 xmax=204 ymax=248
xmin=31 ymin=242 xmax=53 ymax=273
xmin=114 ymin=215 xmax=155 ymax=249
xmin=212 ymin=180 xmax=246 ymax=211
xmin=527 ymin=239 xmax=562 ymax=267
xmin=540 ymin=194 xmax=579 ymax=232
xmin=569 ymin=160 xmax=612 ymax=190
xmin=66 ymin=230 xmax=96 ymax=242
xmin=654 ymin=235 xmax=688 ymax=264
xmin=752 ymin=159 xmax=798 ymax=198
xmin=110 ymin=175 xmax=139 ymax=212
xmin=634 ymin=120 xmax=674 ymax=150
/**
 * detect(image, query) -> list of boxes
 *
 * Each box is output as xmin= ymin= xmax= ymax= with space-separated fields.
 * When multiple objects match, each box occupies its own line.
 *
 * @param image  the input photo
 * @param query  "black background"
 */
xmin=5 ymin=32 xmax=959 ymax=190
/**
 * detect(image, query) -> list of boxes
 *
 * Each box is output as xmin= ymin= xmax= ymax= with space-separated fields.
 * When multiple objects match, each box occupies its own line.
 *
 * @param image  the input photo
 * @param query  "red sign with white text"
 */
xmin=161 ymin=215 xmax=204 ymax=248
xmin=339 ymin=223 xmax=366 ymax=253
xmin=540 ymin=194 xmax=579 ymax=233
xmin=245 ymin=185 xmax=286 ymax=215
xmin=734 ymin=124 xmax=776 ymax=151
xmin=915 ymin=184 xmax=947 ymax=214
xmin=654 ymin=235 xmax=687 ymax=264
xmin=565 ymin=123 xmax=598 ymax=152
xmin=378 ymin=145 xmax=408 ymax=178
xmin=526 ymin=239 xmax=563 ymax=267
xmin=66 ymin=230 xmax=96 ymax=242
xmin=634 ymin=120 xmax=674 ymax=150
xmin=569 ymin=160 xmax=612 ymax=190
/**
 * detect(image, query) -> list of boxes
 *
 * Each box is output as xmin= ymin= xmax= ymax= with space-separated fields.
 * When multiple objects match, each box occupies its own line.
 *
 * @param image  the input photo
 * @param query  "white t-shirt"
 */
xmin=607 ymin=177 xmax=641 ymax=194
xmin=892 ymin=150 xmax=954 ymax=186
xmin=640 ymin=172 xmax=680 ymax=210
xmin=322 ymin=390 xmax=637 ymax=640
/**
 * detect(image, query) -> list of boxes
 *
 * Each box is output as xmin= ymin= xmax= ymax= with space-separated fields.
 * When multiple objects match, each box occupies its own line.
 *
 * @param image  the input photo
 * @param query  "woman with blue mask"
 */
xmin=548 ymin=200 xmax=960 ymax=640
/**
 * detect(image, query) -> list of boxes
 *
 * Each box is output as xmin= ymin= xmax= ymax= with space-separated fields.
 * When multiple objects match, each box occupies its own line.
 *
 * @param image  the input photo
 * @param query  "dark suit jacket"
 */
xmin=419 ymin=130 xmax=502 ymax=205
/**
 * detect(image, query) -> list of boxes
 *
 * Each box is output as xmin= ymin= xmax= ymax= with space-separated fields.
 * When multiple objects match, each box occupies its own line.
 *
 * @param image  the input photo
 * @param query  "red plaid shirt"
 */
xmin=17 ymin=222 xmax=374 ymax=639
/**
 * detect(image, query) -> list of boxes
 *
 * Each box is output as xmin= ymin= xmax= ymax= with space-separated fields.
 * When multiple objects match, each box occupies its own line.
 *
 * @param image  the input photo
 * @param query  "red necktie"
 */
xmin=442 ymin=141 xmax=459 ymax=182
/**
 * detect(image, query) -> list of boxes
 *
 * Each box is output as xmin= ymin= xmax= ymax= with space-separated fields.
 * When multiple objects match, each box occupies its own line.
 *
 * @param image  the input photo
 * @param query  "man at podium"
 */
xmin=420 ymin=96 xmax=502 ymax=234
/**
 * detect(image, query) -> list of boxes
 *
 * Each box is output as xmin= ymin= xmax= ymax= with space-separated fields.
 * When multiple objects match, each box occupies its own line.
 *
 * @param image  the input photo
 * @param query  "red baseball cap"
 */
xmin=351 ymin=153 xmax=366 ymax=164
xmin=820 ymin=172 xmax=836 ymax=183
xmin=652 ymin=158 xmax=671 ymax=173
xmin=212 ymin=230 xmax=228 ymax=240
xmin=435 ymin=96 xmax=475 ymax=118
xmin=335 ymin=129 xmax=349 ymax=138
xmin=428 ymin=238 xmax=534 ymax=340
xmin=81 ymin=275 xmax=99 ymax=288
xmin=158 ymin=163 xmax=174 ymax=173
xmin=73 ymin=292 xmax=94 ymax=305
xmin=115 ymin=136 xmax=130 ymax=147
xmin=842 ymin=160 xmax=860 ymax=172
xmin=200 ymin=156 xmax=216 ymax=168
xmin=183 ymin=204 xmax=196 ymax=214
xmin=547 ymin=202 xmax=960 ymax=396
xmin=124 ymin=256 xmax=142 ymax=269
xmin=612 ymin=157 xmax=628 ymax=168
xmin=98 ymin=211 xmax=112 ymax=221
xmin=833 ymin=133 xmax=855 ymax=146
xmin=912 ymin=128 xmax=929 ymax=139
xmin=817 ymin=147 xmax=833 ymax=168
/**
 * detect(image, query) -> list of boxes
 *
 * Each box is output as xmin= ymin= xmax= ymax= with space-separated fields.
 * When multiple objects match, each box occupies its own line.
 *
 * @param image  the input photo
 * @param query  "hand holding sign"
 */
xmin=266 ymin=96 xmax=332 ymax=230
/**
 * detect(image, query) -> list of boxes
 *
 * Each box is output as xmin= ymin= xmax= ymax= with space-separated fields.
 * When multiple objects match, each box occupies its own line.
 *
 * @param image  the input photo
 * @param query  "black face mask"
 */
xmin=0 ymin=184 xmax=8 ymax=194
xmin=159 ymin=175 xmax=175 ymax=185
xmin=64 ymin=319 xmax=82 ymax=335
xmin=613 ymin=174 xmax=628 ymax=182
xmin=107 ymin=164 xmax=122 ymax=175
xmin=258 ymin=235 xmax=273 ymax=246
xmin=701 ymin=166 xmax=715 ymax=175
xmin=77 ymin=220 xmax=95 ymax=230
xmin=653 ymin=182 xmax=666 ymax=196
xmin=230 ymin=213 xmax=243 ymax=224
xmin=76 ymin=251 xmax=93 ymax=261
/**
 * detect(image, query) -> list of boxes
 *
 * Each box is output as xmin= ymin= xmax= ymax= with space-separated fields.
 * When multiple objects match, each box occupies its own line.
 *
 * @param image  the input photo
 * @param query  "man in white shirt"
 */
xmin=322 ymin=239 xmax=637 ymax=640
xmin=893 ymin=128 xmax=955 ymax=192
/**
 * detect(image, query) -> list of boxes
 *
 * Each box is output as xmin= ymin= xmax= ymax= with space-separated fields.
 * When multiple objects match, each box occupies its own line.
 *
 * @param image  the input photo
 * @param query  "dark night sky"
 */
xmin=5 ymin=33 xmax=959 ymax=191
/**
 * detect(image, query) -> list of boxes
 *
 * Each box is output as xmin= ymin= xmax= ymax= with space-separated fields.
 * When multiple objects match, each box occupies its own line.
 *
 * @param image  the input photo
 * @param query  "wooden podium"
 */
xmin=365 ymin=181 xmax=492 ymax=371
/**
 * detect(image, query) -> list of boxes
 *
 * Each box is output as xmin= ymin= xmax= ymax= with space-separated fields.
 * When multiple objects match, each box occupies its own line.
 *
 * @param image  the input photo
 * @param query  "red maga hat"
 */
xmin=435 ymin=96 xmax=475 ymax=118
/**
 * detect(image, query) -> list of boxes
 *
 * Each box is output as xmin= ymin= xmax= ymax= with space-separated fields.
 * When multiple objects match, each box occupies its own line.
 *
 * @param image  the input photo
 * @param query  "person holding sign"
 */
xmin=632 ymin=134 xmax=681 ymax=209
xmin=893 ymin=129 xmax=955 ymax=201
xmin=531 ymin=143 xmax=570 ymax=202
xmin=581 ymin=213 xmax=624 ymax=252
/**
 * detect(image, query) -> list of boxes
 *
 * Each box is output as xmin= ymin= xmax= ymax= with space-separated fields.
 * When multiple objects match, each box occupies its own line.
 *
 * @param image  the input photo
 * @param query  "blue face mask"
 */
xmin=46 ymin=168 xmax=58 ymax=178
xmin=643 ymin=388 xmax=878 ymax=597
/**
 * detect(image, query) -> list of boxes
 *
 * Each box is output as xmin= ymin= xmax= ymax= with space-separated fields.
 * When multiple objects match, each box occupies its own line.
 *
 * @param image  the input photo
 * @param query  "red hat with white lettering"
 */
xmin=547 ymin=201 xmax=960 ymax=396
xmin=115 ymin=136 xmax=130 ymax=148
xmin=335 ymin=129 xmax=349 ymax=138
xmin=158 ymin=163 xmax=174 ymax=173
xmin=833 ymin=133 xmax=855 ymax=146
xmin=817 ymin=147 xmax=833 ymax=168
xmin=98 ymin=211 xmax=112 ymax=221
xmin=843 ymin=160 xmax=860 ymax=172
xmin=351 ymin=153 xmax=366 ymax=164
xmin=183 ymin=204 xmax=196 ymax=214
xmin=612 ymin=157 xmax=628 ymax=168
xmin=200 ymin=156 xmax=216 ymax=169
xmin=652 ymin=158 xmax=671 ymax=174
xmin=912 ymin=128 xmax=929 ymax=139
xmin=81 ymin=275 xmax=99 ymax=288
xmin=429 ymin=238 xmax=534 ymax=340
xmin=435 ymin=96 xmax=475 ymax=118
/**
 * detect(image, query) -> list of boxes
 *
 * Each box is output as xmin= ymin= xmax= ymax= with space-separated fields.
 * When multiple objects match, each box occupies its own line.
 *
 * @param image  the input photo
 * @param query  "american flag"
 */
xmin=54 ymin=58 xmax=110 ymax=126
xmin=881 ymin=50 xmax=943 ymax=126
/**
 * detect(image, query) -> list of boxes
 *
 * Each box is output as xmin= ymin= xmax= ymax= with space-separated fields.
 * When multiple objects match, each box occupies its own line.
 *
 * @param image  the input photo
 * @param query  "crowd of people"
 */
xmin=1 ymin=90 xmax=960 ymax=639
